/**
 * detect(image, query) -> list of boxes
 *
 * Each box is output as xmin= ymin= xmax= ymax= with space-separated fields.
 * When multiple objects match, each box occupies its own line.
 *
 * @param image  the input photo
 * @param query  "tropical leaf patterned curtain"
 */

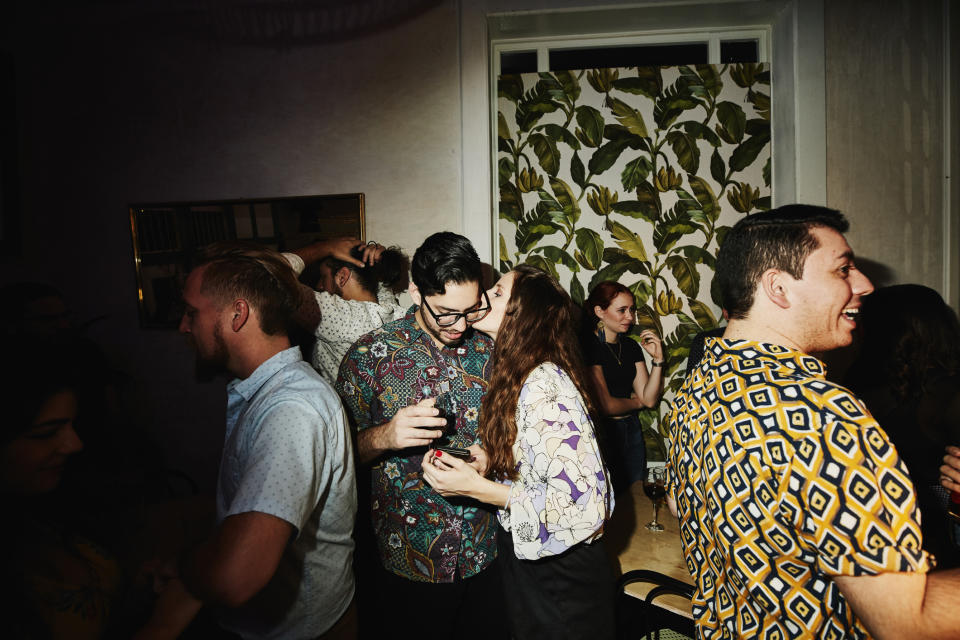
xmin=497 ymin=63 xmax=771 ymax=457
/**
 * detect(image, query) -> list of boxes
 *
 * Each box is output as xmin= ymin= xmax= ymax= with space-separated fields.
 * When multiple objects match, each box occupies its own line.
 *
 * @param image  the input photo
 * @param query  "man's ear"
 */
xmin=759 ymin=269 xmax=791 ymax=309
xmin=335 ymin=266 xmax=351 ymax=289
xmin=408 ymin=282 xmax=421 ymax=306
xmin=230 ymin=299 xmax=250 ymax=332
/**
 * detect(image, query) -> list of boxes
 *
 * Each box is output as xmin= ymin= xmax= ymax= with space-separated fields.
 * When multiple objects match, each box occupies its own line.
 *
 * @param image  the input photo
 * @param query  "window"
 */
xmin=494 ymin=33 xmax=765 ymax=75
xmin=457 ymin=0 xmax=826 ymax=263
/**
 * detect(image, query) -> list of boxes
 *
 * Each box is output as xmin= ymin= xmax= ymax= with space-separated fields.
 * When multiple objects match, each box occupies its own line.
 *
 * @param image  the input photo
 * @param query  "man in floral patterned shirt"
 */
xmin=335 ymin=232 xmax=505 ymax=636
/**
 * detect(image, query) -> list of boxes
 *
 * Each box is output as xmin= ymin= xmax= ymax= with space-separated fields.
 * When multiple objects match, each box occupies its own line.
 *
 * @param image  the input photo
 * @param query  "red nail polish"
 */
xmin=436 ymin=450 xmax=442 ymax=457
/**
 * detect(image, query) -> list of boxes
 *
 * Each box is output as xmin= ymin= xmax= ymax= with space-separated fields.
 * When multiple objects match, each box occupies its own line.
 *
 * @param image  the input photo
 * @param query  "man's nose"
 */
xmin=852 ymin=269 xmax=874 ymax=297
xmin=450 ymin=315 xmax=468 ymax=332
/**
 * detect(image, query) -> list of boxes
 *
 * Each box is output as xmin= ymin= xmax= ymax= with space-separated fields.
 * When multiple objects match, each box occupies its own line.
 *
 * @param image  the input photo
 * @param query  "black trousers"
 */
xmin=365 ymin=560 xmax=509 ymax=639
xmin=497 ymin=526 xmax=616 ymax=640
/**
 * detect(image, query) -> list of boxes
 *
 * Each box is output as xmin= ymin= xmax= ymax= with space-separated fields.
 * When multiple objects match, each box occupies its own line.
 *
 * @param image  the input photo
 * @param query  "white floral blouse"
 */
xmin=499 ymin=362 xmax=614 ymax=560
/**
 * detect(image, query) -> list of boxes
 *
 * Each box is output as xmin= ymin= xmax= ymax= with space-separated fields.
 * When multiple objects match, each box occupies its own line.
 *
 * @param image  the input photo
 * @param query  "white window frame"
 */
xmin=458 ymin=0 xmax=826 ymax=266
xmin=493 ymin=28 xmax=769 ymax=75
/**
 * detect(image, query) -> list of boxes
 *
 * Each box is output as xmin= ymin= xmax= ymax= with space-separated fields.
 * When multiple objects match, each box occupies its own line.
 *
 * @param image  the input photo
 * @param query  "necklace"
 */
xmin=605 ymin=338 xmax=622 ymax=365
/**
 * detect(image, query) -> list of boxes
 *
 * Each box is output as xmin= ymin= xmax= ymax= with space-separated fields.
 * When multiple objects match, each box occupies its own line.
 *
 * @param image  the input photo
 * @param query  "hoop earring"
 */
xmin=596 ymin=320 xmax=606 ymax=343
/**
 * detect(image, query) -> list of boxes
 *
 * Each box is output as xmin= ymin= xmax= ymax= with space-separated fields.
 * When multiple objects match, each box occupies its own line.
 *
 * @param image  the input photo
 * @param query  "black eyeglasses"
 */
xmin=421 ymin=290 xmax=491 ymax=327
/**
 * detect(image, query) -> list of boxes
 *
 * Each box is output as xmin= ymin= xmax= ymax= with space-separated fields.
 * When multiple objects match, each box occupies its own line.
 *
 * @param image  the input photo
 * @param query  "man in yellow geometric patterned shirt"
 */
xmin=666 ymin=205 xmax=960 ymax=639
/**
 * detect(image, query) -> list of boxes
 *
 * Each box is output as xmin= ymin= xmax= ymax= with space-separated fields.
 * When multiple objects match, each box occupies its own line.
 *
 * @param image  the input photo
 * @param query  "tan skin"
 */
xmin=670 ymin=227 xmax=960 ymax=639
xmin=588 ymin=291 xmax=664 ymax=416
xmin=135 ymin=512 xmax=290 ymax=640
xmin=942 ymin=446 xmax=960 ymax=492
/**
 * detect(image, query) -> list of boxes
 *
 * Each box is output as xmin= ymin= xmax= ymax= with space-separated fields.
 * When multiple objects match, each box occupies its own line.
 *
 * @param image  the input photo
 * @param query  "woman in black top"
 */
xmin=582 ymin=281 xmax=664 ymax=493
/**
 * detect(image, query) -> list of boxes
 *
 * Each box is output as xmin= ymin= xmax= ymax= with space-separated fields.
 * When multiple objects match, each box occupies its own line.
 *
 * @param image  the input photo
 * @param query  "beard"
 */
xmin=417 ymin=308 xmax=468 ymax=348
xmin=193 ymin=322 xmax=229 ymax=381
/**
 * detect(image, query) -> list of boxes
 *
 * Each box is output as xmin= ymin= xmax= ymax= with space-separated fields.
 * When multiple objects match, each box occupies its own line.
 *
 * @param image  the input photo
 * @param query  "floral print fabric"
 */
xmin=500 ymin=362 xmax=613 ymax=560
xmin=336 ymin=307 xmax=497 ymax=582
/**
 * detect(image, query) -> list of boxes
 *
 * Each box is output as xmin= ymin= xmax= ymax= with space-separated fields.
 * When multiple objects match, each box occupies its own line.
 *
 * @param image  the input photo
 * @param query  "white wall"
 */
xmin=9 ymin=1 xmax=465 ymax=487
xmin=825 ymin=0 xmax=956 ymax=304
xmin=6 ymin=0 xmax=956 ymax=485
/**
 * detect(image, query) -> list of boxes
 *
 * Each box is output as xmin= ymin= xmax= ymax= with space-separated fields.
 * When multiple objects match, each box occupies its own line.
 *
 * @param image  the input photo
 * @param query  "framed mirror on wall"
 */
xmin=130 ymin=193 xmax=365 ymax=328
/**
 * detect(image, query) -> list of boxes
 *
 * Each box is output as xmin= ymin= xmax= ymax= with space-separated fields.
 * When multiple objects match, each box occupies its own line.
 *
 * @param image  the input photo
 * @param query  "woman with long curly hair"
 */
xmin=421 ymin=265 xmax=615 ymax=639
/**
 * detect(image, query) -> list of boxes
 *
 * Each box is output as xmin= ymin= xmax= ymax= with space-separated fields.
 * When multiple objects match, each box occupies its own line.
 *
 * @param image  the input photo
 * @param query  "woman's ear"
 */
xmin=593 ymin=305 xmax=604 ymax=321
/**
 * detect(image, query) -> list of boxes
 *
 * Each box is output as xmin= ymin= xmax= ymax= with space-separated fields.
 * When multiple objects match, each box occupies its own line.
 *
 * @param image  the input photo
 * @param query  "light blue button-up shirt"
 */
xmin=217 ymin=347 xmax=356 ymax=639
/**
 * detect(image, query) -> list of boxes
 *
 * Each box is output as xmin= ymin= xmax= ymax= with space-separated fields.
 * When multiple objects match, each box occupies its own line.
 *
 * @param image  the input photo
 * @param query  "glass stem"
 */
xmin=652 ymin=500 xmax=660 ymax=525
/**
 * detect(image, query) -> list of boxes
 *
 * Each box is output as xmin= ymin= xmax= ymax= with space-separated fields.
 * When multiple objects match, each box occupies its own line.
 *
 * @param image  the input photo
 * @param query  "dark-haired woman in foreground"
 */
xmin=2 ymin=342 xmax=122 ymax=638
xmin=421 ymin=265 xmax=614 ymax=640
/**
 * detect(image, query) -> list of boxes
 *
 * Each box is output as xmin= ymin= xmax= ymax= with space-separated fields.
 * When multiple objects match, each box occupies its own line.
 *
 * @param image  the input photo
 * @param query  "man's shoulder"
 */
xmin=317 ymin=290 xmax=400 ymax=322
xmin=259 ymin=361 xmax=344 ymax=417
xmin=685 ymin=344 xmax=874 ymax=428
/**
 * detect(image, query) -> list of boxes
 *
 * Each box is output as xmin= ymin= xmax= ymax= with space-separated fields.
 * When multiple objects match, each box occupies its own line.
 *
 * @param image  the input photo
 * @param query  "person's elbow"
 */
xmin=202 ymin=562 xmax=276 ymax=608
xmin=185 ymin=512 xmax=291 ymax=609
xmin=598 ymin=398 xmax=616 ymax=415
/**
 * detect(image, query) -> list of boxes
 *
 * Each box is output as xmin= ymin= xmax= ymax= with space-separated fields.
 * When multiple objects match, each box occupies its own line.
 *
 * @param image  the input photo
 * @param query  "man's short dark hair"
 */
xmin=715 ymin=204 xmax=849 ymax=319
xmin=195 ymin=241 xmax=301 ymax=336
xmin=411 ymin=232 xmax=482 ymax=297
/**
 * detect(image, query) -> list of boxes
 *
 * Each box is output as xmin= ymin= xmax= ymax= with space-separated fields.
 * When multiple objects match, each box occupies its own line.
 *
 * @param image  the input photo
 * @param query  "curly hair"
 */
xmin=304 ymin=245 xmax=409 ymax=296
xmin=846 ymin=284 xmax=960 ymax=402
xmin=479 ymin=265 xmax=597 ymax=480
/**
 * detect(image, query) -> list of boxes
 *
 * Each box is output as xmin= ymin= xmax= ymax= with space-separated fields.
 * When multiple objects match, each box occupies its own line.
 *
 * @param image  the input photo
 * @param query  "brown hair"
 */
xmin=195 ymin=241 xmax=301 ymax=336
xmin=479 ymin=265 xmax=597 ymax=480
xmin=715 ymin=204 xmax=848 ymax=319
xmin=583 ymin=280 xmax=633 ymax=337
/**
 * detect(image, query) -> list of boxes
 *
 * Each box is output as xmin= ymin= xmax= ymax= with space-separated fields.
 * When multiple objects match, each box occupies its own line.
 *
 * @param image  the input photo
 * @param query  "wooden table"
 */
xmin=606 ymin=482 xmax=694 ymax=618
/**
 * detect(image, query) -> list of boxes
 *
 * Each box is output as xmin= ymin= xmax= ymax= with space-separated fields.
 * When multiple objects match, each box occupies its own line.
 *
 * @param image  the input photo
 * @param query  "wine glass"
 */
xmin=642 ymin=466 xmax=667 ymax=532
